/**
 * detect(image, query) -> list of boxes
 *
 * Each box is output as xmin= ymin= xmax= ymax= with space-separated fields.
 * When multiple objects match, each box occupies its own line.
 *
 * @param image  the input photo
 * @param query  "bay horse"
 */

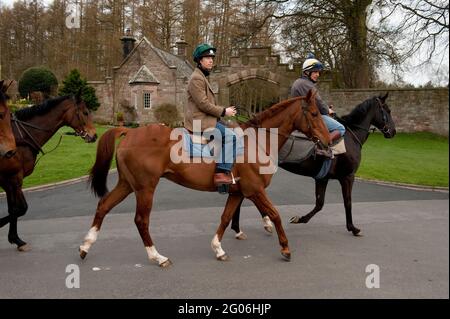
xmin=230 ymin=93 xmax=396 ymax=238
xmin=0 ymin=91 xmax=97 ymax=250
xmin=0 ymin=80 xmax=16 ymax=158
xmin=79 ymin=89 xmax=330 ymax=267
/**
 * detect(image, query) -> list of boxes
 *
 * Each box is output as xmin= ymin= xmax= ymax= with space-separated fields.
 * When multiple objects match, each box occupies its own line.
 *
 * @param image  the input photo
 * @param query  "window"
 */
xmin=143 ymin=92 xmax=151 ymax=109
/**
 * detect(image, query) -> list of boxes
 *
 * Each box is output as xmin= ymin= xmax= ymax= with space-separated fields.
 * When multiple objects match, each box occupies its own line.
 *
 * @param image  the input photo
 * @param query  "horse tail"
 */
xmin=89 ymin=127 xmax=129 ymax=197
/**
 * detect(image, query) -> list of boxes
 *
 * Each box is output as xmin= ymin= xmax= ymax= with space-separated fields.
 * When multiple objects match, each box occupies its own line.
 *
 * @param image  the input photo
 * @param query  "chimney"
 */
xmin=175 ymin=37 xmax=188 ymax=59
xmin=120 ymin=29 xmax=136 ymax=59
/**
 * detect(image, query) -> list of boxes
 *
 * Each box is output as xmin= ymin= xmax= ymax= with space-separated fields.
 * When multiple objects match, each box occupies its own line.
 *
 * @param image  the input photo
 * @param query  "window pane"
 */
xmin=143 ymin=92 xmax=151 ymax=109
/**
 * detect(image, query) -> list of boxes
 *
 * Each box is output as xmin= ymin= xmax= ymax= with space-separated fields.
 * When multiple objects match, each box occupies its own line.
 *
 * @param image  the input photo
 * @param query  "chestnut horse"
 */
xmin=0 ymin=80 xmax=16 ymax=158
xmin=0 ymin=91 xmax=97 ymax=250
xmin=79 ymin=90 xmax=330 ymax=267
xmin=230 ymin=93 xmax=396 ymax=238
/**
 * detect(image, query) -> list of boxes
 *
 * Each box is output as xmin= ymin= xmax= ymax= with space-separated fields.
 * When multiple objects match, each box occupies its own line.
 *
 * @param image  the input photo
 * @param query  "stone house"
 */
xmin=89 ymin=36 xmax=193 ymax=125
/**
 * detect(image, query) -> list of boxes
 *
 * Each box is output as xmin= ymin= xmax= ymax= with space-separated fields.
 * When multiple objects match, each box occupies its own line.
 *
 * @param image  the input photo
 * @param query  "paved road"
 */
xmin=0 ymin=170 xmax=448 ymax=299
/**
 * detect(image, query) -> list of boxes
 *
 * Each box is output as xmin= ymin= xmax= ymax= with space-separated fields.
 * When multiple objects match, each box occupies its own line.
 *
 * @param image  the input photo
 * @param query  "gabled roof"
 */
xmin=129 ymin=65 xmax=160 ymax=84
xmin=118 ymin=37 xmax=193 ymax=78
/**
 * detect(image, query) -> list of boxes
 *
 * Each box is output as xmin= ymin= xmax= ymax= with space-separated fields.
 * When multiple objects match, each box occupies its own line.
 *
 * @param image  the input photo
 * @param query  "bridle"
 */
xmin=235 ymin=100 xmax=327 ymax=148
xmin=72 ymin=96 xmax=92 ymax=140
xmin=375 ymin=97 xmax=391 ymax=135
xmin=11 ymin=96 xmax=90 ymax=155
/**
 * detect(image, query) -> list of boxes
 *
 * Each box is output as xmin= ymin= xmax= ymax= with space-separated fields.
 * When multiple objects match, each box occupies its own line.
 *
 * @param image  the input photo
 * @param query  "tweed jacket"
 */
xmin=184 ymin=67 xmax=225 ymax=132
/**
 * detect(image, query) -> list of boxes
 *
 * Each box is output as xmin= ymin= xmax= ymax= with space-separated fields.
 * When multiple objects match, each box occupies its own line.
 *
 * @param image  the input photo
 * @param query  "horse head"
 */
xmin=66 ymin=94 xmax=97 ymax=143
xmin=373 ymin=92 xmax=396 ymax=138
xmin=0 ymin=80 xmax=17 ymax=158
xmin=293 ymin=89 xmax=330 ymax=147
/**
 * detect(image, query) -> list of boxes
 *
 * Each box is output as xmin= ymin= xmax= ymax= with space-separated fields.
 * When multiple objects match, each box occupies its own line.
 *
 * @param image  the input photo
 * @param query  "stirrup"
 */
xmin=216 ymin=172 xmax=240 ymax=194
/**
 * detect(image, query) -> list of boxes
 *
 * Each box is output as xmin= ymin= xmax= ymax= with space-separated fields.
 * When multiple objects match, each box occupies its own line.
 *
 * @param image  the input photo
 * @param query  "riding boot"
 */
xmin=329 ymin=130 xmax=342 ymax=145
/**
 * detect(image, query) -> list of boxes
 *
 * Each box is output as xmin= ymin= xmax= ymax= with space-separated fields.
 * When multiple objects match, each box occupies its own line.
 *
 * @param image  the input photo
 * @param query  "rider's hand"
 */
xmin=329 ymin=105 xmax=335 ymax=115
xmin=225 ymin=106 xmax=237 ymax=117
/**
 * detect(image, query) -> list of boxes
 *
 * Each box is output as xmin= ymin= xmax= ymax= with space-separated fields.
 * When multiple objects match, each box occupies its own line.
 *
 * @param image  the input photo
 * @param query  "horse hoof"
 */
xmin=235 ymin=232 xmax=247 ymax=240
xmin=281 ymin=251 xmax=291 ymax=261
xmin=353 ymin=230 xmax=363 ymax=236
xmin=159 ymin=259 xmax=172 ymax=268
xmin=217 ymin=254 xmax=229 ymax=261
xmin=264 ymin=225 xmax=273 ymax=234
xmin=289 ymin=216 xmax=306 ymax=224
xmin=79 ymin=248 xmax=88 ymax=260
xmin=17 ymin=244 xmax=30 ymax=252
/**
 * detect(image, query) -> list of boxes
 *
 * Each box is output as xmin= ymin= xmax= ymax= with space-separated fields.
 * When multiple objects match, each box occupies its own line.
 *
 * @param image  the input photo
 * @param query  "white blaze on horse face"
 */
xmin=211 ymin=234 xmax=226 ymax=258
xmin=145 ymin=246 xmax=169 ymax=265
xmin=80 ymin=226 xmax=98 ymax=253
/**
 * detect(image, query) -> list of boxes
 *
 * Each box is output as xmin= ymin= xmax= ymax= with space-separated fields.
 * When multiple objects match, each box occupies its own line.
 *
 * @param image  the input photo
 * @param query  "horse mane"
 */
xmin=340 ymin=96 xmax=377 ymax=125
xmin=246 ymin=96 xmax=303 ymax=126
xmin=14 ymin=96 xmax=71 ymax=121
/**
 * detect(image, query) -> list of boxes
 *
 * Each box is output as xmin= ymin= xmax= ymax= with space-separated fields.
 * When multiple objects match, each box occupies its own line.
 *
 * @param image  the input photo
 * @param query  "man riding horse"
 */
xmin=185 ymin=43 xmax=238 ymax=187
xmin=291 ymin=53 xmax=345 ymax=144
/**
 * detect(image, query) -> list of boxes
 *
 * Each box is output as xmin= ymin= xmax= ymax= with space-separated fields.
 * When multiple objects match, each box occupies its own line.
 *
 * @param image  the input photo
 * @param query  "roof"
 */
xmin=118 ymin=37 xmax=193 ymax=79
xmin=129 ymin=65 xmax=160 ymax=84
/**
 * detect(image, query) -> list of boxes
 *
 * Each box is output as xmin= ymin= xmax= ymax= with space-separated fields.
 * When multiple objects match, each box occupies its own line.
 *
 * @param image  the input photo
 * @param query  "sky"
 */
xmin=1 ymin=0 xmax=448 ymax=86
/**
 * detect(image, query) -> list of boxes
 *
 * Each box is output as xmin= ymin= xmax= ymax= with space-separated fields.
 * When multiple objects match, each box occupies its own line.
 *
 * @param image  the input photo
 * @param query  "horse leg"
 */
xmin=212 ymin=194 xmax=245 ymax=260
xmin=290 ymin=178 xmax=328 ymax=224
xmin=1 ymin=179 xmax=29 ymax=250
xmin=339 ymin=175 xmax=361 ymax=236
xmin=134 ymin=186 xmax=171 ymax=268
xmin=230 ymin=198 xmax=248 ymax=240
xmin=79 ymin=179 xmax=132 ymax=259
xmin=230 ymin=202 xmax=272 ymax=239
xmin=248 ymin=191 xmax=291 ymax=261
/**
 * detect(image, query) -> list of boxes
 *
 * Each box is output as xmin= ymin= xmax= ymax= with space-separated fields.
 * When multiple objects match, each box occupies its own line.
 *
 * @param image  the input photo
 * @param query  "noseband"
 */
xmin=72 ymin=96 xmax=91 ymax=140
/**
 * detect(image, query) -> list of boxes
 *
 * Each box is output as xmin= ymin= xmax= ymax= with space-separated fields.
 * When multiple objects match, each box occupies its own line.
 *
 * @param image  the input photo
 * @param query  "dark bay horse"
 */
xmin=0 ymin=91 xmax=97 ymax=250
xmin=0 ymin=80 xmax=16 ymax=158
xmin=79 ymin=90 xmax=330 ymax=267
xmin=230 ymin=93 xmax=396 ymax=238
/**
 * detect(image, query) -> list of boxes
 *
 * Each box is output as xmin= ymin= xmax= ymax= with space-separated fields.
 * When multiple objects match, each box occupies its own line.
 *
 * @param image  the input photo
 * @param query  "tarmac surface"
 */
xmin=0 ymin=170 xmax=448 ymax=299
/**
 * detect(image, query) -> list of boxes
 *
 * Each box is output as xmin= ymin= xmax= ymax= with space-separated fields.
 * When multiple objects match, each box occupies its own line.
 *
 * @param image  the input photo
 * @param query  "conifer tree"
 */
xmin=59 ymin=69 xmax=100 ymax=111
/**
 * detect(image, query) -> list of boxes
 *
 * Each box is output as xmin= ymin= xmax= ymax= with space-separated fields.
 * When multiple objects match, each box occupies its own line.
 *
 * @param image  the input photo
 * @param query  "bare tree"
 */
xmin=377 ymin=0 xmax=449 ymax=66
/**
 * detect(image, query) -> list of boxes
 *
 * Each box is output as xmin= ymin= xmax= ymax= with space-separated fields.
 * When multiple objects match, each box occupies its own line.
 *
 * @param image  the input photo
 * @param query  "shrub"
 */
xmin=116 ymin=112 xmax=124 ymax=122
xmin=18 ymin=66 xmax=58 ymax=98
xmin=153 ymin=103 xmax=182 ymax=128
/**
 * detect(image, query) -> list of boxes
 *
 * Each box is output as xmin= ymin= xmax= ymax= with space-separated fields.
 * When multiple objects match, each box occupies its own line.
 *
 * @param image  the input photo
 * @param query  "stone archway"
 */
xmin=226 ymin=70 xmax=281 ymax=114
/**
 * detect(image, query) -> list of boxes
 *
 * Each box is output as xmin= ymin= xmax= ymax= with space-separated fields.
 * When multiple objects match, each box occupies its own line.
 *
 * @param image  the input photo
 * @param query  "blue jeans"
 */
xmin=322 ymin=115 xmax=345 ymax=136
xmin=214 ymin=122 xmax=236 ymax=172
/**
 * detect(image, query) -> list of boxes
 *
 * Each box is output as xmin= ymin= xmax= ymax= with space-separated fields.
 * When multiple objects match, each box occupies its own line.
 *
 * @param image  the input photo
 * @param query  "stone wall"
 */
xmin=325 ymin=87 xmax=449 ymax=136
xmin=89 ymin=78 xmax=113 ymax=124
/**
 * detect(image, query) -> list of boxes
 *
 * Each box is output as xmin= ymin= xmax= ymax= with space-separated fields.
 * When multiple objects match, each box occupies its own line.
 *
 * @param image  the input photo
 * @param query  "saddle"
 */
xmin=279 ymin=131 xmax=346 ymax=179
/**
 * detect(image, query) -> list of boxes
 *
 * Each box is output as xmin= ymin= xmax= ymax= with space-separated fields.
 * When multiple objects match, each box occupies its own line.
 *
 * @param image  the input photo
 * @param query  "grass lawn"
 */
xmin=357 ymin=132 xmax=448 ymax=187
xmin=1 ymin=128 xmax=448 ymax=190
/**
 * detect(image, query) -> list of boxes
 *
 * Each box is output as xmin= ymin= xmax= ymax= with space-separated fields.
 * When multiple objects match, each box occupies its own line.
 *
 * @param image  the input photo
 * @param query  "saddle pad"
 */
xmin=279 ymin=131 xmax=316 ymax=163
xmin=182 ymin=128 xmax=245 ymax=159
xmin=331 ymin=138 xmax=346 ymax=155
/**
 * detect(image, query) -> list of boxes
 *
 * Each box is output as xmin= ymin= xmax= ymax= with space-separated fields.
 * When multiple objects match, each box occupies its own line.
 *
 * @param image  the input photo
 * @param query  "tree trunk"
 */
xmin=344 ymin=0 xmax=371 ymax=88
